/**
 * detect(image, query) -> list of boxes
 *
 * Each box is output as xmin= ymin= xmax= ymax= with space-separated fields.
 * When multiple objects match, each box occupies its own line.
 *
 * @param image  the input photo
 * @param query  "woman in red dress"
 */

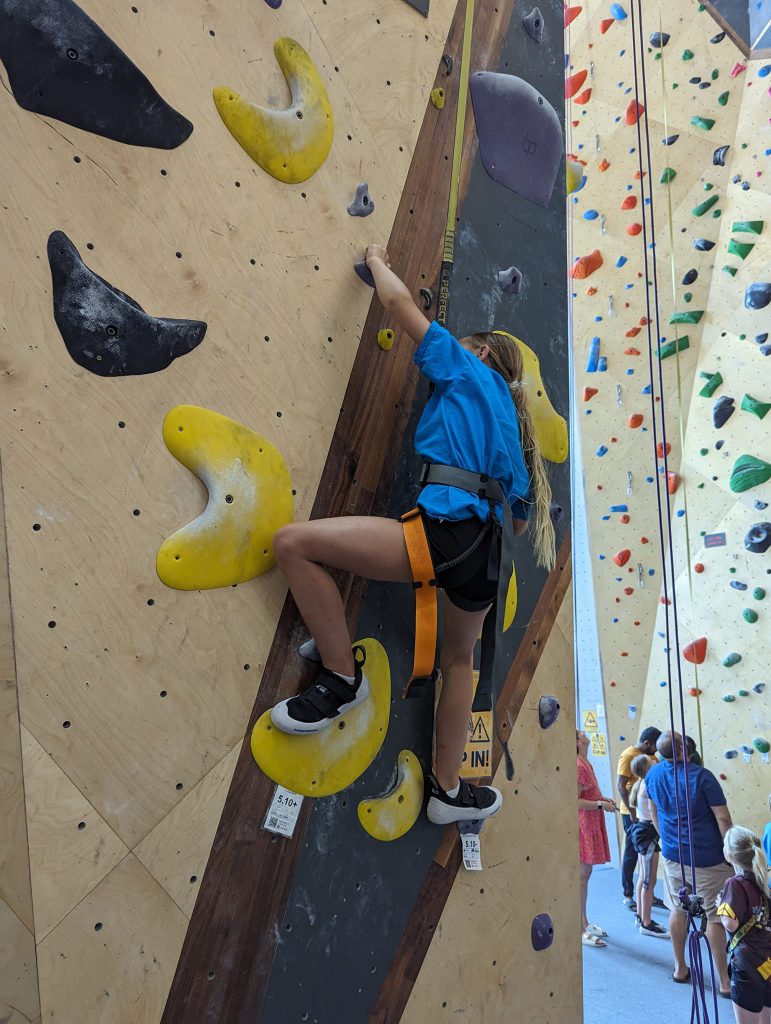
xmin=577 ymin=729 xmax=618 ymax=947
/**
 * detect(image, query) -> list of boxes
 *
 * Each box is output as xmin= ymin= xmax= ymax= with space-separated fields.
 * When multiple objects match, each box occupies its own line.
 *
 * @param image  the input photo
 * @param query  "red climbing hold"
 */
xmin=640 ymin=536 xmax=649 ymax=544
xmin=633 ymin=170 xmax=647 ymax=179
xmin=620 ymin=515 xmax=630 ymax=523
xmin=683 ymin=637 xmax=707 ymax=665
xmin=583 ymin=386 xmax=598 ymax=401
xmin=613 ymin=548 xmax=631 ymax=566
xmin=564 ymin=5 xmax=582 ymax=27
xmin=657 ymin=441 xmax=671 ymax=459
xmin=730 ymin=62 xmax=746 ymax=78
xmin=569 ymin=249 xmax=603 ymax=279
xmin=565 ymin=70 xmax=588 ymax=99
xmin=626 ymin=327 xmax=641 ymax=337
xmin=621 ymin=195 xmax=638 ymax=210
xmin=628 ymin=413 xmax=643 ymax=428
xmin=623 ymin=587 xmax=633 ymax=596
xmin=667 ymin=472 xmax=680 ymax=494
xmin=660 ymin=597 xmax=671 ymax=605
xmin=574 ymin=88 xmax=592 ymax=104
xmin=598 ymin=158 xmax=610 ymax=172
xmin=624 ymin=347 xmax=641 ymax=355
xmin=627 ymin=223 xmax=643 ymax=236
xmin=694 ymin=562 xmax=704 ymax=573
xmin=719 ymin=773 xmax=727 ymax=781
xmin=626 ymin=100 xmax=645 ymax=125
xmin=620 ymin=650 xmax=629 ymax=657
xmin=586 ymin=286 xmax=598 ymax=295
xmin=600 ymin=17 xmax=614 ymax=33
xmin=689 ymin=687 xmax=703 ymax=697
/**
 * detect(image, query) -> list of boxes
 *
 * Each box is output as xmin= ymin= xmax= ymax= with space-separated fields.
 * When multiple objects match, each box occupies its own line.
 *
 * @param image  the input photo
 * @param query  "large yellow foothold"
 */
xmin=251 ymin=638 xmax=390 ymax=797
xmin=377 ymin=328 xmax=395 ymax=351
xmin=566 ymin=159 xmax=584 ymax=195
xmin=503 ymin=562 xmax=518 ymax=632
xmin=357 ymin=749 xmax=423 ymax=842
xmin=213 ymin=38 xmax=334 ymax=184
xmin=430 ymin=87 xmax=446 ymax=109
xmin=494 ymin=331 xmax=568 ymax=464
xmin=157 ymin=405 xmax=293 ymax=590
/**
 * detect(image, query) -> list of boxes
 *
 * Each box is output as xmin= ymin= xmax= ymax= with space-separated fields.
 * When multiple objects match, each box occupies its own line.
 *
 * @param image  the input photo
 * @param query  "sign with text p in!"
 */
xmin=460 ymin=671 xmax=493 ymax=781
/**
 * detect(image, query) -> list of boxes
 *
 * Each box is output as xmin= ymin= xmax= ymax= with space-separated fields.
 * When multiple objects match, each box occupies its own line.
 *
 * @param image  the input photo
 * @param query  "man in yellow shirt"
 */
xmin=617 ymin=727 xmax=661 ymax=910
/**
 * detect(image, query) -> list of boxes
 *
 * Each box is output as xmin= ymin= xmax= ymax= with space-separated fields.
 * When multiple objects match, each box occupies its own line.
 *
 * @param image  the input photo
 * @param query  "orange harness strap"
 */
xmin=399 ymin=508 xmax=438 ymax=698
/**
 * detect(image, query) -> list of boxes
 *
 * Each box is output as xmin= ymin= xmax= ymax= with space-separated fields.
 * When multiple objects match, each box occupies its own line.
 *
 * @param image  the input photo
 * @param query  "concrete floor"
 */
xmin=583 ymin=865 xmax=730 ymax=1024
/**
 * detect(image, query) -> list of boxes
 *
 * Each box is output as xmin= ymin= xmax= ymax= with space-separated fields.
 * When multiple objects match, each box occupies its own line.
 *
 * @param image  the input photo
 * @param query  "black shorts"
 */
xmin=729 ymin=954 xmax=771 ymax=1013
xmin=421 ymin=512 xmax=500 ymax=612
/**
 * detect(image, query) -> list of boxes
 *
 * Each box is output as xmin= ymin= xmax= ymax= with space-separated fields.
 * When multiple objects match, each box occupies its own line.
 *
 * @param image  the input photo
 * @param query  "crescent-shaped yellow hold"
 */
xmin=503 ymin=562 xmax=518 ymax=632
xmin=494 ymin=330 xmax=568 ymax=464
xmin=566 ymin=159 xmax=584 ymax=195
xmin=251 ymin=638 xmax=390 ymax=797
xmin=157 ymin=405 xmax=293 ymax=590
xmin=213 ymin=38 xmax=334 ymax=184
xmin=357 ymin=750 xmax=424 ymax=842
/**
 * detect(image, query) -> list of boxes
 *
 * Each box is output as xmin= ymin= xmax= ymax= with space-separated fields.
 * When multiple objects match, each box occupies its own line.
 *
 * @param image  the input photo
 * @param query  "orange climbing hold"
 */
xmin=565 ymin=70 xmax=588 ymax=99
xmin=565 ymin=5 xmax=582 ymax=27
xmin=583 ymin=386 xmax=598 ymax=401
xmin=574 ymin=88 xmax=592 ymax=104
xmin=627 ymin=222 xmax=643 ymax=236
xmin=621 ymin=195 xmax=637 ymax=210
xmin=633 ymin=170 xmax=647 ymax=179
xmin=613 ymin=549 xmax=631 ymax=567
xmin=683 ymin=637 xmax=707 ymax=665
xmin=667 ymin=472 xmax=680 ymax=494
xmin=657 ymin=442 xmax=671 ymax=459
xmin=600 ymin=17 xmax=614 ymax=33
xmin=569 ymin=249 xmax=603 ymax=279
xmin=586 ymin=287 xmax=598 ymax=296
xmin=626 ymin=327 xmax=641 ymax=338
xmin=626 ymin=100 xmax=645 ymax=125
xmin=624 ymin=347 xmax=640 ymax=355
xmin=620 ymin=514 xmax=630 ymax=524
xmin=598 ymin=158 xmax=610 ymax=172
xmin=628 ymin=413 xmax=643 ymax=428
xmin=689 ymin=687 xmax=703 ymax=697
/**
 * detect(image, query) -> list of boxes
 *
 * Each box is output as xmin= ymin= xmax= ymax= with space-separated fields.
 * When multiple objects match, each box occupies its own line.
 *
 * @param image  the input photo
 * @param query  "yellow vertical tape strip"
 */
xmin=444 ymin=0 xmax=475 ymax=262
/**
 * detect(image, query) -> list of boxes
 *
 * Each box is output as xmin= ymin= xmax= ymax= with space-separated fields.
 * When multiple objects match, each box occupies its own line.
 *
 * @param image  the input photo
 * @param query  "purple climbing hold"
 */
xmin=354 ymin=259 xmax=375 ymax=287
xmin=347 ymin=182 xmax=375 ymax=218
xmin=745 ymin=283 xmax=771 ymax=310
xmin=712 ymin=395 xmax=735 ymax=428
xmin=745 ymin=522 xmax=771 ymax=554
xmin=497 ymin=265 xmax=523 ymax=295
xmin=538 ymin=695 xmax=560 ymax=729
xmin=264 ymin=0 xmax=282 ymax=6
xmin=470 ymin=72 xmax=563 ymax=208
xmin=531 ymin=913 xmax=555 ymax=951
xmin=522 ymin=6 xmax=545 ymax=44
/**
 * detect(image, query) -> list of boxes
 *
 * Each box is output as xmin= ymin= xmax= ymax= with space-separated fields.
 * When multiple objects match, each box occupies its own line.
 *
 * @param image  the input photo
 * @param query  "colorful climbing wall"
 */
xmin=1 ymin=1 xmax=580 ymax=1021
xmin=568 ymin=0 xmax=770 ymax=832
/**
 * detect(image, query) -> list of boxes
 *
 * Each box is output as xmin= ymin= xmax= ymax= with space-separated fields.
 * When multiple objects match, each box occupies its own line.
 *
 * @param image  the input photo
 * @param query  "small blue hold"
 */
xmin=617 ymin=256 xmax=628 ymax=267
xmin=584 ymin=209 xmax=600 ymax=220
xmin=730 ymin=580 xmax=748 ymax=591
xmin=627 ymin=369 xmax=634 ymax=375
xmin=612 ymin=617 xmax=619 ymax=623
xmin=646 ymin=476 xmax=654 ymax=483
xmin=642 ymin=384 xmax=652 ymax=395
xmin=609 ymin=505 xmax=629 ymax=513
xmin=758 ymin=65 xmax=771 ymax=78
xmin=676 ymin=509 xmax=685 ymax=517
xmin=598 ymin=356 xmax=608 ymax=371
xmin=648 ymin=568 xmax=655 ymax=575
xmin=659 ymin=680 xmax=667 ymax=687
xmin=600 ymin=514 xmax=610 ymax=520
xmin=724 ymin=749 xmax=738 ymax=759
xmin=597 ymin=445 xmax=609 ymax=456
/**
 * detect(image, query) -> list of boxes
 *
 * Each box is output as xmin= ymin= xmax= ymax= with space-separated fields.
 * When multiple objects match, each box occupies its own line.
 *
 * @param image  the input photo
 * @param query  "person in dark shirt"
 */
xmin=717 ymin=826 xmax=771 ymax=1023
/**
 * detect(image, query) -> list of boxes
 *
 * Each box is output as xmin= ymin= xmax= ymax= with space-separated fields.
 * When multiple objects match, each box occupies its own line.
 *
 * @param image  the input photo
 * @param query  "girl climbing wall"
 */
xmin=269 ymin=243 xmax=556 ymax=825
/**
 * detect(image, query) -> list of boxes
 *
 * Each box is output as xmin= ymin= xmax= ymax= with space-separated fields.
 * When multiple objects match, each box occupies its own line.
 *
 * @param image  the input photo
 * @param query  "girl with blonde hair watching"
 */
xmin=628 ymin=754 xmax=667 ymax=937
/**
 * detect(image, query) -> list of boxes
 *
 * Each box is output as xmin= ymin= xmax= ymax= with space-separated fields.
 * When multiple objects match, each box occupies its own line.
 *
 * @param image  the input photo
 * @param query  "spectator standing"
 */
xmin=617 ymin=726 xmax=662 ymax=911
xmin=686 ymin=735 xmax=703 ymax=767
xmin=762 ymin=796 xmax=771 ymax=873
xmin=577 ymin=730 xmax=618 ymax=947
xmin=646 ymin=731 xmax=733 ymax=995
xmin=629 ymin=754 xmax=668 ymax=937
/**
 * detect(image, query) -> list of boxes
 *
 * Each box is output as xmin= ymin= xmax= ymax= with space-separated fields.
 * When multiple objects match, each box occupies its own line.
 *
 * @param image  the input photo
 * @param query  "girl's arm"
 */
xmin=366 ymin=245 xmax=430 ymax=345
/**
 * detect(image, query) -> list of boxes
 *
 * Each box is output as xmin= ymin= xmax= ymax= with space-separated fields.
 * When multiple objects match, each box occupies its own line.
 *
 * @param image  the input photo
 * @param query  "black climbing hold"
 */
xmin=689 ymin=76 xmax=702 ymax=84
xmin=730 ymin=580 xmax=748 ymax=591
xmin=538 ymin=695 xmax=560 ymax=729
xmin=0 ymin=0 xmax=193 ymax=149
xmin=470 ymin=72 xmax=563 ymax=208
xmin=264 ymin=0 xmax=282 ymax=6
xmin=754 ymin=334 xmax=769 ymax=346
xmin=713 ymin=145 xmax=730 ymax=166
xmin=497 ymin=266 xmax=523 ymax=295
xmin=745 ymin=283 xmax=771 ymax=311
xmin=682 ymin=268 xmax=698 ymax=285
xmin=715 ymin=439 xmax=725 ymax=451
xmin=650 ymin=31 xmax=670 ymax=47
xmin=48 ymin=231 xmax=206 ymax=377
xmin=663 ymin=134 xmax=679 ymax=146
xmin=347 ymin=182 xmax=375 ymax=218
xmin=745 ymin=523 xmax=771 ymax=554
xmin=442 ymin=54 xmax=454 ymax=76
xmin=698 ymin=81 xmax=711 ymax=89
xmin=522 ymin=7 xmax=545 ymax=44
xmin=710 ymin=31 xmax=726 ymax=43
xmin=712 ymin=395 xmax=735 ymax=429
xmin=354 ymin=259 xmax=375 ymax=288
xmin=549 ymin=500 xmax=563 ymax=526
xmin=531 ymin=913 xmax=554 ymax=951
xmin=419 ymin=287 xmax=434 ymax=311
xmin=401 ymin=0 xmax=429 ymax=14
xmin=693 ymin=238 xmax=715 ymax=251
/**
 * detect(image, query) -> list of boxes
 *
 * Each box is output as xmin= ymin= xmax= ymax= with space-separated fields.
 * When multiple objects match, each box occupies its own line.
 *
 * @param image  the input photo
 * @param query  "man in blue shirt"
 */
xmin=646 ymin=731 xmax=733 ymax=995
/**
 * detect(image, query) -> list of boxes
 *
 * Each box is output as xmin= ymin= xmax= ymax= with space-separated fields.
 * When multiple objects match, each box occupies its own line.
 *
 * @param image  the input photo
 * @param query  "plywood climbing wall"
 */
xmin=568 ymin=0 xmax=770 ymax=832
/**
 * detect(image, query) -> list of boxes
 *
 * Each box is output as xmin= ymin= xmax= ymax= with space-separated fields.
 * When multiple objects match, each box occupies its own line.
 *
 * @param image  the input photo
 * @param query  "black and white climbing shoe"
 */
xmin=639 ymin=920 xmax=669 ymax=938
xmin=425 ymin=773 xmax=502 ymax=825
xmin=270 ymin=646 xmax=369 ymax=735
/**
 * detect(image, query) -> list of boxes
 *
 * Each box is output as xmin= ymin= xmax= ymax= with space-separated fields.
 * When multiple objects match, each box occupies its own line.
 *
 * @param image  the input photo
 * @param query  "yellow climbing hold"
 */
xmin=251 ymin=638 xmax=390 ymax=797
xmin=503 ymin=561 xmax=518 ymax=631
xmin=377 ymin=328 xmax=395 ymax=351
xmin=431 ymin=87 xmax=446 ymax=109
xmin=566 ymin=159 xmax=584 ymax=195
xmin=357 ymin=749 xmax=423 ymax=841
xmin=157 ymin=405 xmax=293 ymax=590
xmin=494 ymin=331 xmax=568 ymax=463
xmin=213 ymin=38 xmax=334 ymax=184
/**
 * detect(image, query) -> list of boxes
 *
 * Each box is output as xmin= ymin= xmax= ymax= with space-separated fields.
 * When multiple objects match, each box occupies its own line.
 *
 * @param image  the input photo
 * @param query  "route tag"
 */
xmin=263 ymin=785 xmax=303 ymax=838
xmin=461 ymin=833 xmax=482 ymax=871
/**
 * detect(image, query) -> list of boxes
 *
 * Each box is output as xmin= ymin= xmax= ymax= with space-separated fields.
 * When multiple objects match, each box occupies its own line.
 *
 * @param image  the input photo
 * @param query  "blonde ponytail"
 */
xmin=724 ymin=826 xmax=770 ymax=896
xmin=463 ymin=332 xmax=556 ymax=570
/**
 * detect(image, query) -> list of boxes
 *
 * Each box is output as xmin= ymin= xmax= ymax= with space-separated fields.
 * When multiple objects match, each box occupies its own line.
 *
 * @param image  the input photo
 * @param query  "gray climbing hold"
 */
xmin=682 ymin=268 xmax=698 ymax=285
xmin=713 ymin=145 xmax=730 ymax=166
xmin=522 ymin=7 xmax=544 ymax=43
xmin=420 ymin=287 xmax=434 ymax=311
xmin=498 ymin=265 xmax=523 ymax=295
xmin=745 ymin=523 xmax=771 ymax=554
xmin=745 ymin=283 xmax=771 ymax=310
xmin=347 ymin=182 xmax=375 ymax=217
xmin=712 ymin=395 xmax=735 ymax=428
xmin=442 ymin=54 xmax=454 ymax=76
xmin=549 ymin=500 xmax=563 ymax=526
xmin=470 ymin=72 xmax=563 ymax=208
xmin=538 ymin=695 xmax=560 ymax=729
xmin=693 ymin=238 xmax=715 ymax=251
xmin=354 ymin=259 xmax=375 ymax=287
xmin=650 ymin=31 xmax=670 ymax=47
xmin=730 ymin=580 xmax=748 ymax=591
xmin=710 ymin=31 xmax=726 ymax=43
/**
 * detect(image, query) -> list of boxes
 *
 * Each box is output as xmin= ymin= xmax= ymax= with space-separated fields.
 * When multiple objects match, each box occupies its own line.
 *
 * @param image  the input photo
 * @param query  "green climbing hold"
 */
xmin=671 ymin=310 xmax=704 ymax=325
xmin=699 ymin=447 xmax=709 ymax=456
xmin=728 ymin=239 xmax=754 ymax=260
xmin=743 ymin=608 xmax=759 ymax=623
xmin=718 ymin=91 xmax=729 ymax=106
xmin=684 ymin=292 xmax=693 ymax=303
xmin=691 ymin=115 xmax=715 ymax=130
xmin=660 ymin=167 xmax=677 ymax=184
xmin=711 ymin=69 xmax=719 ymax=80
xmin=741 ymin=394 xmax=771 ymax=420
xmin=723 ymin=265 xmax=738 ymax=277
xmin=699 ymin=371 xmax=722 ymax=397
xmin=753 ymin=737 xmax=770 ymax=755
xmin=737 ymin=689 xmax=750 ymax=697
xmin=704 ymin=182 xmax=714 ymax=191
xmin=682 ymin=49 xmax=694 ymax=60
xmin=729 ymin=454 xmax=771 ymax=493
xmin=753 ymin=587 xmax=766 ymax=601
xmin=693 ymin=195 xmax=719 ymax=217
xmin=722 ymin=694 xmax=736 ymax=702
xmin=732 ymin=221 xmax=764 ymax=235
xmin=658 ymin=336 xmax=690 ymax=359
xmin=723 ymin=652 xmax=742 ymax=667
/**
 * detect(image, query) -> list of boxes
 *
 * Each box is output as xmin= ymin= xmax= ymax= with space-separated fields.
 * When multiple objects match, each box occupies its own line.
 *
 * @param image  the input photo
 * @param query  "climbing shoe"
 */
xmin=639 ymin=919 xmax=669 ymax=938
xmin=270 ymin=646 xmax=369 ymax=735
xmin=425 ymin=773 xmax=502 ymax=825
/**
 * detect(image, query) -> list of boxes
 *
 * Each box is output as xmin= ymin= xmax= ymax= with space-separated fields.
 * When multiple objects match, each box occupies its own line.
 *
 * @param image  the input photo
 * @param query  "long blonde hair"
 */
xmin=462 ymin=332 xmax=556 ymax=569
xmin=628 ymin=754 xmax=652 ymax=810
xmin=724 ymin=826 xmax=769 ymax=897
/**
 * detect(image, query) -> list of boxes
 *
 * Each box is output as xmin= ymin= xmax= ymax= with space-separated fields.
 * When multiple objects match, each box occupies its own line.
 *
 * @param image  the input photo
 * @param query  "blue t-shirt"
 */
xmin=645 ymin=760 xmax=727 ymax=868
xmin=763 ymin=822 xmax=771 ymax=871
xmin=413 ymin=322 xmax=530 ymax=524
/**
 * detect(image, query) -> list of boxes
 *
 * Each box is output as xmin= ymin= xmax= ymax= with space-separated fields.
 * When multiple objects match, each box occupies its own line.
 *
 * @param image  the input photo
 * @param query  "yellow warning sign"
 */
xmin=582 ymin=710 xmax=599 ymax=733
xmin=591 ymin=733 xmax=607 ymax=756
xmin=461 ymin=709 xmax=493 ymax=779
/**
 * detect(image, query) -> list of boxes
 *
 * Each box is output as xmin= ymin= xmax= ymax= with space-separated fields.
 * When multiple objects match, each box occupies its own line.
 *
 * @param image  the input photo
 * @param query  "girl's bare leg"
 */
xmin=273 ymin=517 xmax=413 ymax=676
xmin=434 ymin=594 xmax=491 ymax=791
xmin=579 ymin=862 xmax=592 ymax=931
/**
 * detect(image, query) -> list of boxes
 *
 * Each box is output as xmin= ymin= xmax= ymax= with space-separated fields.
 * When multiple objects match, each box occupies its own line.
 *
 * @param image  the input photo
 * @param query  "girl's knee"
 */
xmin=273 ymin=522 xmax=303 ymax=564
xmin=439 ymin=650 xmax=473 ymax=676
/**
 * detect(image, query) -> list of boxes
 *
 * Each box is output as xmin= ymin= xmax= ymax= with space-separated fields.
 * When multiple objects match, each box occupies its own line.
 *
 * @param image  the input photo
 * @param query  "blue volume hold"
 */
xmin=609 ymin=504 xmax=628 ymax=513
xmin=586 ymin=337 xmax=600 ymax=373
xmin=610 ymin=2 xmax=628 ymax=19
